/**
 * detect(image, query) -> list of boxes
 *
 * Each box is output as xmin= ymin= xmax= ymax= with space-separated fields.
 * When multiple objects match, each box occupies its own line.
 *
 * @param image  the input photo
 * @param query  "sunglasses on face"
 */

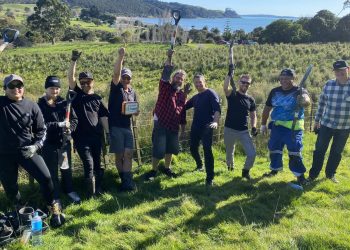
xmin=80 ymin=80 xmax=92 ymax=86
xmin=240 ymin=81 xmax=251 ymax=85
xmin=121 ymin=76 xmax=131 ymax=81
xmin=7 ymin=81 xmax=24 ymax=89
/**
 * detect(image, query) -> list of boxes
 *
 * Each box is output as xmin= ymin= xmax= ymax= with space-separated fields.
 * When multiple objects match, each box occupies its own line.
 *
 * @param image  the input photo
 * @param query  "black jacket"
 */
xmin=0 ymin=96 xmax=46 ymax=154
xmin=38 ymin=96 xmax=78 ymax=148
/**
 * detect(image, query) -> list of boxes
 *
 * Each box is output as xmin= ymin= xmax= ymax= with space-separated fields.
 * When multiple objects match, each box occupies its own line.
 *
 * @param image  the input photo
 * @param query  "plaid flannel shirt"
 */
xmin=315 ymin=79 xmax=350 ymax=129
xmin=154 ymin=79 xmax=187 ymax=132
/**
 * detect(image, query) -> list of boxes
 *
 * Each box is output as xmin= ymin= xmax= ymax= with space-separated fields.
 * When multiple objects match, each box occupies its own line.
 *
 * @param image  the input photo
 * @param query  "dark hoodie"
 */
xmin=38 ymin=96 xmax=78 ymax=148
xmin=0 ymin=96 xmax=46 ymax=154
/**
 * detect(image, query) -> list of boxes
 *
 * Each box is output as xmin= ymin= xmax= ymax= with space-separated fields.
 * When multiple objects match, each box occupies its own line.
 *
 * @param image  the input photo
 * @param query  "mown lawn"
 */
xmin=2 ymin=132 xmax=350 ymax=249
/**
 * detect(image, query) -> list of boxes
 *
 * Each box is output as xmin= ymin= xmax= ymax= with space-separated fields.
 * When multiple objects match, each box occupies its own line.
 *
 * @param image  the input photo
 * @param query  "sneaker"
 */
xmin=297 ymin=174 xmax=307 ymax=186
xmin=242 ymin=169 xmax=252 ymax=180
xmin=144 ymin=170 xmax=157 ymax=181
xmin=327 ymin=176 xmax=339 ymax=183
xmin=162 ymin=168 xmax=177 ymax=178
xmin=67 ymin=192 xmax=81 ymax=204
xmin=262 ymin=170 xmax=279 ymax=177
xmin=49 ymin=201 xmax=66 ymax=228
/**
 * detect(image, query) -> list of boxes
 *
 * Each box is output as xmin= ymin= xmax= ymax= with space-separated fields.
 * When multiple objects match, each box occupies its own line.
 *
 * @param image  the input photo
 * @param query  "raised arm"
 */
xmin=112 ymin=47 xmax=125 ymax=85
xmin=161 ymin=49 xmax=175 ymax=83
xmin=68 ymin=50 xmax=82 ymax=89
xmin=223 ymin=75 xmax=232 ymax=97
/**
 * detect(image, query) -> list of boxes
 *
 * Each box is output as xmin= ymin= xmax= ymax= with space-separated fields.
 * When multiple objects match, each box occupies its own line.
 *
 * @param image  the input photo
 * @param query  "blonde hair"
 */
xmin=239 ymin=74 xmax=252 ymax=83
xmin=172 ymin=69 xmax=187 ymax=79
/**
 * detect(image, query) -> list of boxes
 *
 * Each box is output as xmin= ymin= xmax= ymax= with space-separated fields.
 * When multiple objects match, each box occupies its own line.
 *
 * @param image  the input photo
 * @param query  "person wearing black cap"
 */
xmin=0 ymin=74 xmax=65 ymax=228
xmin=38 ymin=76 xmax=81 ymax=203
xmin=260 ymin=68 xmax=311 ymax=185
xmin=308 ymin=60 xmax=350 ymax=183
xmin=109 ymin=47 xmax=138 ymax=191
xmin=68 ymin=50 xmax=109 ymax=197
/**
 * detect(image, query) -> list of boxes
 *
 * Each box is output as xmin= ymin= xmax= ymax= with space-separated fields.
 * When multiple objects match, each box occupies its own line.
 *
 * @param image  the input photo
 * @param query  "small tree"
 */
xmin=27 ymin=0 xmax=70 ymax=45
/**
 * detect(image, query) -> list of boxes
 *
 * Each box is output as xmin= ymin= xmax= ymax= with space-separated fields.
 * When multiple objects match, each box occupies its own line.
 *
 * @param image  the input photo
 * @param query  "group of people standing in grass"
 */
xmin=0 ymin=30 xmax=349 ymax=229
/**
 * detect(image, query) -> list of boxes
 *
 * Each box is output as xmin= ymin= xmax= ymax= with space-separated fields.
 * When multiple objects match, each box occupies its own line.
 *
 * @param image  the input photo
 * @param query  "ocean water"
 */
xmin=138 ymin=15 xmax=298 ymax=32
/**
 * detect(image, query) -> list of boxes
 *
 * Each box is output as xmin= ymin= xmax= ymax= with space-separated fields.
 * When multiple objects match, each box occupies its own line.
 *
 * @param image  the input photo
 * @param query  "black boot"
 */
xmin=297 ymin=174 xmax=307 ymax=186
xmin=85 ymin=177 xmax=96 ymax=198
xmin=121 ymin=172 xmax=135 ymax=192
xmin=242 ymin=169 xmax=251 ymax=180
xmin=95 ymin=172 xmax=104 ymax=196
xmin=49 ymin=200 xmax=65 ymax=228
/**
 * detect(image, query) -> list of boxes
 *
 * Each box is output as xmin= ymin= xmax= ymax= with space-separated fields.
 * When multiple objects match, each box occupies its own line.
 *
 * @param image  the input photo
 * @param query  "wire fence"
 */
xmin=70 ymin=102 xmax=320 ymax=171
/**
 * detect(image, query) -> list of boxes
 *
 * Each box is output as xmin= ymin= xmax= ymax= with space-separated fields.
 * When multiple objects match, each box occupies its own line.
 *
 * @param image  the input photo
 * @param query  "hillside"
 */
xmin=0 ymin=0 xmax=240 ymax=18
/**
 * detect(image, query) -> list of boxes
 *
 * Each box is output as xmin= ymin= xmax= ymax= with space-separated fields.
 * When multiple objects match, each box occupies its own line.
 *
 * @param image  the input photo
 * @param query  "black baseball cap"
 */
xmin=280 ymin=68 xmax=296 ymax=77
xmin=78 ymin=71 xmax=93 ymax=80
xmin=333 ymin=60 xmax=349 ymax=70
xmin=45 ymin=76 xmax=61 ymax=89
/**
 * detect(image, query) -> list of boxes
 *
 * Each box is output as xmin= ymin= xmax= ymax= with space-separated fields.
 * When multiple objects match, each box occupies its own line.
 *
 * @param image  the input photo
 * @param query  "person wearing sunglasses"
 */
xmin=108 ymin=47 xmax=138 ymax=191
xmin=0 ymin=74 xmax=65 ymax=228
xmin=184 ymin=74 xmax=221 ymax=187
xmin=223 ymin=70 xmax=257 ymax=180
xmin=260 ymin=68 xmax=311 ymax=185
xmin=38 ymin=76 xmax=81 ymax=204
xmin=68 ymin=50 xmax=109 ymax=197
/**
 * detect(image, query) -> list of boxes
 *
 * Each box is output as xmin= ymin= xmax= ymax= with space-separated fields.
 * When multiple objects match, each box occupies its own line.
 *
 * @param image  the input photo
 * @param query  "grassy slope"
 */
xmin=1 ymin=133 xmax=350 ymax=249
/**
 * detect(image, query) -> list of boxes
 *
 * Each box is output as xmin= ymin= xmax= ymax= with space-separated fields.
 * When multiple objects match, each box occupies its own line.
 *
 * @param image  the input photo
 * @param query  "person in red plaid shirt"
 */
xmin=144 ymin=49 xmax=191 ymax=180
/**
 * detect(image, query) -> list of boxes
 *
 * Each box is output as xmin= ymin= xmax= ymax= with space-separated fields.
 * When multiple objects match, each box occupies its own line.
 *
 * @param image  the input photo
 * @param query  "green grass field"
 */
xmin=1 ymin=133 xmax=350 ymax=249
xmin=0 ymin=40 xmax=350 ymax=249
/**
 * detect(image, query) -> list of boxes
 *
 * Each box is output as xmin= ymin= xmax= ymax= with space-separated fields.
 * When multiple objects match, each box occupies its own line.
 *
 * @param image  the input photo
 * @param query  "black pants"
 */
xmin=41 ymin=143 xmax=73 ymax=199
xmin=75 ymin=136 xmax=104 ymax=180
xmin=190 ymin=127 xmax=214 ymax=182
xmin=0 ymin=152 xmax=54 ymax=205
xmin=309 ymin=125 xmax=350 ymax=179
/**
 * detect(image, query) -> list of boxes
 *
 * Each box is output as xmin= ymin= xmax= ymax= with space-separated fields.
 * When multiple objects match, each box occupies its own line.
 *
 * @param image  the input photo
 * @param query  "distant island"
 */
xmin=1 ymin=0 xmax=240 ymax=18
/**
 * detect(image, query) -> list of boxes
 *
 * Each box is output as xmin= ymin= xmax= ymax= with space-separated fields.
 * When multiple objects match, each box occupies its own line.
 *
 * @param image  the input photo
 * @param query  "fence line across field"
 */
xmin=77 ymin=102 xmax=319 ymax=169
xmin=23 ymin=102 xmax=319 ymax=186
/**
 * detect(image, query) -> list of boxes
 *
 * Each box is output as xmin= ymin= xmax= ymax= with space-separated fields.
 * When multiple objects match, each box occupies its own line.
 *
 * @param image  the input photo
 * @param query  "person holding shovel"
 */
xmin=38 ymin=76 xmax=81 ymax=203
xmin=108 ymin=47 xmax=139 ymax=191
xmin=68 ymin=50 xmax=109 ymax=197
xmin=260 ymin=68 xmax=311 ymax=185
xmin=223 ymin=71 xmax=257 ymax=180
xmin=0 ymin=32 xmax=65 ymax=228
xmin=144 ymin=49 xmax=190 ymax=181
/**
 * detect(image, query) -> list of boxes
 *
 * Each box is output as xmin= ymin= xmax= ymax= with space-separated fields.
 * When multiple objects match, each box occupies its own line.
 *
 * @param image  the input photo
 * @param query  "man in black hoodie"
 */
xmin=0 ymin=74 xmax=65 ymax=227
xmin=38 ymin=76 xmax=81 ymax=203
xmin=68 ymin=50 xmax=109 ymax=197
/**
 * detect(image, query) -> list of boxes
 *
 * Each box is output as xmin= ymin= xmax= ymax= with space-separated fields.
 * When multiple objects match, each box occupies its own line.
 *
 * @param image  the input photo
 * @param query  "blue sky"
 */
xmin=162 ymin=0 xmax=350 ymax=17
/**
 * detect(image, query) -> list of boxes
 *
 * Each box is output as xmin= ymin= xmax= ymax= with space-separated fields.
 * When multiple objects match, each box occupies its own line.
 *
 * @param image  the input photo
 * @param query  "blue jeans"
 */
xmin=190 ymin=126 xmax=214 ymax=182
xmin=309 ymin=125 xmax=350 ymax=179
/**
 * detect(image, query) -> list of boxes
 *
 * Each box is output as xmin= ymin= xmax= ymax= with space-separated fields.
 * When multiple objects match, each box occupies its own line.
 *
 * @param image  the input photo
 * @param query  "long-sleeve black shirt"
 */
xmin=0 ymin=96 xmax=46 ymax=154
xmin=38 ymin=96 xmax=78 ymax=148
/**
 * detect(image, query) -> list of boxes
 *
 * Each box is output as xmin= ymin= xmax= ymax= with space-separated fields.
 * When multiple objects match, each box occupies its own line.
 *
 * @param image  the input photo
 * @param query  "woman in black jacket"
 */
xmin=38 ymin=76 xmax=81 ymax=203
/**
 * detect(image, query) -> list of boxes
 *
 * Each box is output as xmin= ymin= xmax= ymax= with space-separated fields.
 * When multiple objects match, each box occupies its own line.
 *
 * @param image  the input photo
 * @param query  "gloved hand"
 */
xmin=161 ymin=64 xmax=174 ymax=82
xmin=228 ymin=63 xmax=235 ymax=77
xmin=251 ymin=127 xmax=258 ymax=137
xmin=58 ymin=121 xmax=70 ymax=128
xmin=71 ymin=50 xmax=82 ymax=62
xmin=260 ymin=125 xmax=268 ymax=135
xmin=209 ymin=122 xmax=218 ymax=129
xmin=22 ymin=145 xmax=38 ymax=159
xmin=183 ymin=83 xmax=192 ymax=95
